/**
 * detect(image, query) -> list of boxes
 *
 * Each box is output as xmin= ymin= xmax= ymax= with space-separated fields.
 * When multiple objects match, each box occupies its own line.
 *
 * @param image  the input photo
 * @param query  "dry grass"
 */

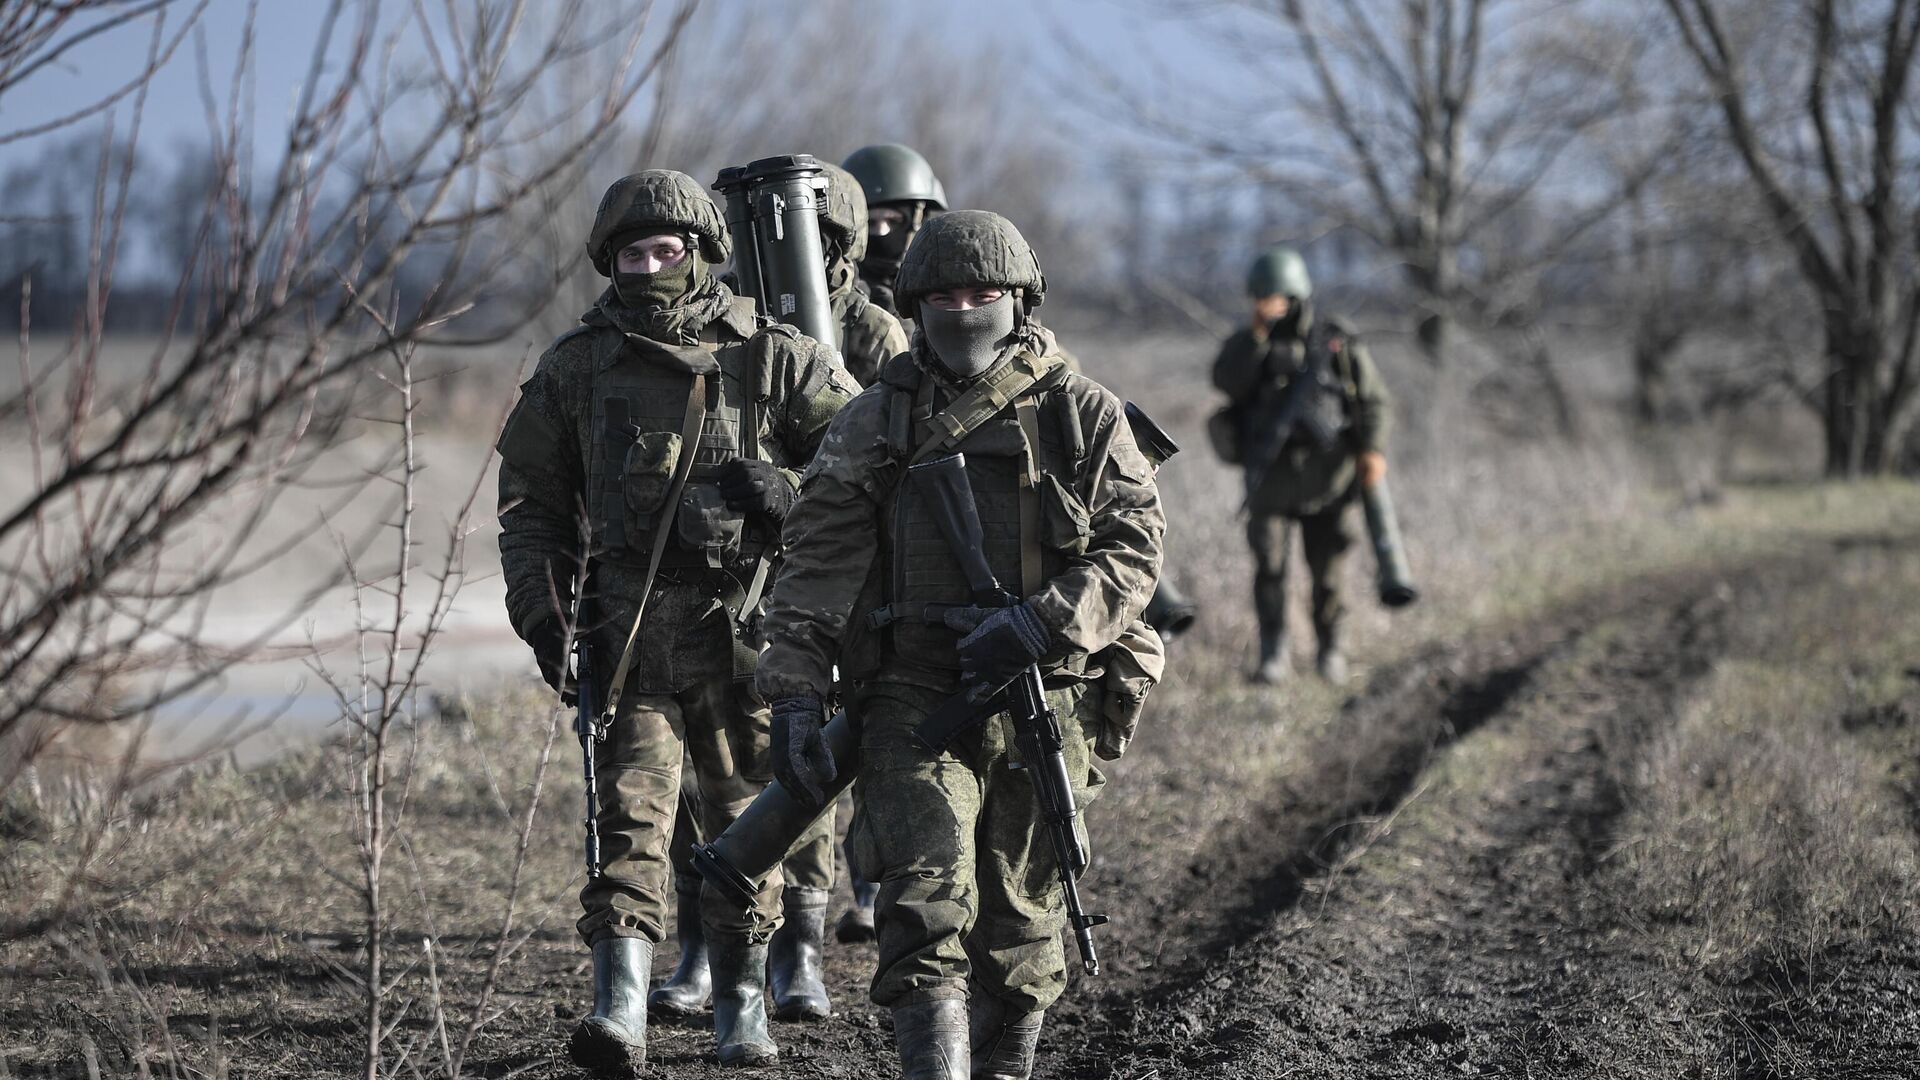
xmin=1606 ymin=540 xmax=1920 ymax=980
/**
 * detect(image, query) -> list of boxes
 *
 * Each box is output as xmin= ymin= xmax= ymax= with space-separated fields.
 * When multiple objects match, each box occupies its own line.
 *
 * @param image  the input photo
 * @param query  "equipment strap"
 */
xmin=906 ymin=352 xmax=1049 ymax=466
xmin=735 ymin=363 xmax=773 ymax=631
xmin=1014 ymin=397 xmax=1045 ymax=597
xmin=604 ymin=372 xmax=709 ymax=720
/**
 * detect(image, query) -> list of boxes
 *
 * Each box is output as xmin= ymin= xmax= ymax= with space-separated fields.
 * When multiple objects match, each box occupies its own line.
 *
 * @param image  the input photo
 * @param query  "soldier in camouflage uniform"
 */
xmin=495 ymin=170 xmax=860 ymax=1075
xmin=650 ymin=160 xmax=912 ymax=1029
xmin=754 ymin=211 xmax=1165 ymax=1079
xmin=821 ymin=161 xmax=911 ymax=386
xmin=841 ymin=143 xmax=948 ymax=317
xmin=1211 ymin=246 xmax=1391 ymax=686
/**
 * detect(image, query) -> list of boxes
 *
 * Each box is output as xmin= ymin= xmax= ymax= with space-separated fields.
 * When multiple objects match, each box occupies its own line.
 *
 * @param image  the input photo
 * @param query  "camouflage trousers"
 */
xmin=846 ymin=679 xmax=1101 ymax=1014
xmin=577 ymin=678 xmax=784 ymax=945
xmin=1247 ymin=494 xmax=1357 ymax=647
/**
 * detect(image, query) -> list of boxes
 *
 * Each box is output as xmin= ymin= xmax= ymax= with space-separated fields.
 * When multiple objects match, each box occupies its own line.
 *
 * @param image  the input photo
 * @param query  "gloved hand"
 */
xmin=1357 ymin=450 xmax=1388 ymax=489
xmin=527 ymin=617 xmax=570 ymax=697
xmin=771 ymin=695 xmax=835 ymax=806
xmin=944 ymin=602 xmax=1051 ymax=700
xmin=717 ymin=458 xmax=797 ymax=522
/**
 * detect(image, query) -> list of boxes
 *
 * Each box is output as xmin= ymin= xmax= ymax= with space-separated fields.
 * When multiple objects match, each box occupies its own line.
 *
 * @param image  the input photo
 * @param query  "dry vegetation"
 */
xmin=7 ymin=317 xmax=1920 ymax=1077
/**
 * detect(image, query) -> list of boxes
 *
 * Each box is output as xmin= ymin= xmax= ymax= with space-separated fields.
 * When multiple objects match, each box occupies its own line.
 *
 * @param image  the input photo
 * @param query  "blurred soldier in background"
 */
xmin=1210 ymin=246 xmax=1392 ymax=687
xmin=841 ymin=143 xmax=949 ymax=316
xmin=754 ymin=210 xmax=1165 ymax=1079
xmin=495 ymin=170 xmax=859 ymax=1074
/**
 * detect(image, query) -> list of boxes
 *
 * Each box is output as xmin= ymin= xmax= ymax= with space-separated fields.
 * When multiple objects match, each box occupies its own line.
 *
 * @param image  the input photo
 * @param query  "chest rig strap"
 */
xmin=1014 ymin=397 xmax=1045 ymax=597
xmin=604 ymin=372 xmax=710 ymax=720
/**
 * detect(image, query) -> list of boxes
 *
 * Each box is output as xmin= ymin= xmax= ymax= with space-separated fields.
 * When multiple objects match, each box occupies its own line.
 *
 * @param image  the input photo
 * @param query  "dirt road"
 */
xmin=7 ymin=523 xmax=1918 ymax=1079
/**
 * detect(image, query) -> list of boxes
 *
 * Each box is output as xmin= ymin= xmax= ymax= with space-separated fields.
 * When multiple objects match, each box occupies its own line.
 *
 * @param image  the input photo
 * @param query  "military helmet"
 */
xmin=840 ymin=143 xmax=948 ymax=210
xmin=587 ymin=170 xmax=730 ymax=276
xmin=894 ymin=209 xmax=1044 ymax=312
xmin=817 ymin=161 xmax=869 ymax=263
xmin=1247 ymin=245 xmax=1312 ymax=300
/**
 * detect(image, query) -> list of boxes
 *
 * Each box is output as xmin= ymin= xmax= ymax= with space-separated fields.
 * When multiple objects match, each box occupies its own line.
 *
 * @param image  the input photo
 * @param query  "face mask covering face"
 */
xmin=614 ymin=254 xmax=697 ymax=310
xmin=919 ymin=292 xmax=1018 ymax=379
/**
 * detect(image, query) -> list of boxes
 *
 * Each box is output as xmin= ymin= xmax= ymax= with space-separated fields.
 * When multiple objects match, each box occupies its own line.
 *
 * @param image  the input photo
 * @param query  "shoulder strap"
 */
xmin=906 ymin=352 xmax=1053 ymax=466
xmin=603 ymin=373 xmax=708 ymax=719
xmin=1014 ymin=397 xmax=1045 ymax=597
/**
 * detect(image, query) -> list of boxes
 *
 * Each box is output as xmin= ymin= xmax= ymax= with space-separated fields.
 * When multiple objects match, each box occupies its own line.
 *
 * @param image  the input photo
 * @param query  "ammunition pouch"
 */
xmin=675 ymin=482 xmax=746 ymax=564
xmin=623 ymin=430 xmax=682 ymax=517
xmin=1037 ymin=473 xmax=1092 ymax=556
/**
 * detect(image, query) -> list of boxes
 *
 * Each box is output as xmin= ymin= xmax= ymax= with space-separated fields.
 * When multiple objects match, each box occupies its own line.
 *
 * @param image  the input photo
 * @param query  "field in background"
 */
xmin=5 ymin=315 xmax=1915 ymax=1078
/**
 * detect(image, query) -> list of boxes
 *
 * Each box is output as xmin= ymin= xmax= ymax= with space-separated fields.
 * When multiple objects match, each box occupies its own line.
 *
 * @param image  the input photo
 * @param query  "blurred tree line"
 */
xmin=2 ymin=0 xmax=1915 ymax=473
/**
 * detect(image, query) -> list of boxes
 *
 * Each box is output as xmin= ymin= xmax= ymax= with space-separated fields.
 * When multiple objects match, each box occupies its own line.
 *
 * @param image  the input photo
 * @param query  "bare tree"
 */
xmin=1661 ymin=0 xmax=1920 ymax=475
xmin=0 ymin=0 xmax=697 ymax=922
xmin=1065 ymin=0 xmax=1667 ymax=370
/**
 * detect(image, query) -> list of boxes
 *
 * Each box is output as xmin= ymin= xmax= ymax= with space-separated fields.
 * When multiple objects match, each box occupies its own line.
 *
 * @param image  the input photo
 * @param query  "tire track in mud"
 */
xmin=1040 ymin=564 xmax=1754 ymax=1079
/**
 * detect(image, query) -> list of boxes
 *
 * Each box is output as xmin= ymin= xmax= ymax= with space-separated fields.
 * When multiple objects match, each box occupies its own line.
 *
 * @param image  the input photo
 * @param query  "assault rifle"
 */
xmin=574 ymin=641 xmax=607 ymax=879
xmin=908 ymin=452 xmax=1108 ymax=976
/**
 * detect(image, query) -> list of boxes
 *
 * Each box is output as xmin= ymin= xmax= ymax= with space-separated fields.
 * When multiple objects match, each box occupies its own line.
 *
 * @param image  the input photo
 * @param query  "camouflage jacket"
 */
xmin=755 ymin=327 xmax=1165 ymax=703
xmin=1211 ymin=305 xmax=1391 ymax=517
xmin=497 ymin=284 xmax=860 ymax=693
xmin=829 ymin=269 xmax=909 ymax=387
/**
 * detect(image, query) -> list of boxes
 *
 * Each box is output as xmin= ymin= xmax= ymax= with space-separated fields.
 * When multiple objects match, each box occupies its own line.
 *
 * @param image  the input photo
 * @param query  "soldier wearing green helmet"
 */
xmin=819 ymin=161 xmax=912 ymax=386
xmin=840 ymin=143 xmax=949 ymax=315
xmin=1210 ymin=246 xmax=1394 ymax=685
xmin=495 ymin=169 xmax=860 ymax=1075
xmin=753 ymin=209 xmax=1167 ymax=1078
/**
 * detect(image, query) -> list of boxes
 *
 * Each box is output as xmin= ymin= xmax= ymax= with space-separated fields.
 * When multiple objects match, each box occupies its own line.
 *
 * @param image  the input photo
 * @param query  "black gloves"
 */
xmin=527 ymin=617 xmax=570 ymax=696
xmin=771 ymin=695 xmax=835 ymax=806
xmin=717 ymin=459 xmax=797 ymax=523
xmin=943 ymin=601 xmax=1051 ymax=701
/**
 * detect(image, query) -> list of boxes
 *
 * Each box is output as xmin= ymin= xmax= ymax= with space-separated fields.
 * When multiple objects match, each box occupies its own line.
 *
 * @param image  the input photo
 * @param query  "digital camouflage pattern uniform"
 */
xmin=821 ymin=161 xmax=911 ymax=388
xmin=495 ymin=171 xmax=856 ymax=1060
xmin=1212 ymin=300 xmax=1390 ymax=666
xmin=755 ymin=214 xmax=1164 ymax=1042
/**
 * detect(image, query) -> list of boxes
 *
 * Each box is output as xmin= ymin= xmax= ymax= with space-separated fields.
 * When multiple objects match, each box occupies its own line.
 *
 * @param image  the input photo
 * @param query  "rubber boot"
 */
xmin=969 ymin=995 xmax=1043 ymax=1080
xmin=708 ymin=931 xmax=777 ymax=1067
xmin=834 ymin=874 xmax=879 ymax=943
xmin=1252 ymin=626 xmax=1291 ymax=684
xmin=769 ymin=887 xmax=831 ymax=1021
xmin=1316 ymin=628 xmax=1348 ymax=687
xmin=568 ymin=937 xmax=651 ymax=1078
xmin=648 ymin=876 xmax=711 ymax=1018
xmin=892 ymin=999 xmax=969 ymax=1080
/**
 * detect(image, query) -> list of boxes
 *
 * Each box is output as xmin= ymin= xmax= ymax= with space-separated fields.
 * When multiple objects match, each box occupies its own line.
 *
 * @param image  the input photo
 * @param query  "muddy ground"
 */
xmin=7 ymin=517 xmax=1918 ymax=1079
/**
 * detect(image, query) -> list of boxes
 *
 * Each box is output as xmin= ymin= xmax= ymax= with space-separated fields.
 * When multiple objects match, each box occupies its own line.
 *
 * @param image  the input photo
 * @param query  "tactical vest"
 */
xmin=866 ymin=355 xmax=1086 ymax=675
xmin=586 ymin=328 xmax=771 ymax=572
xmin=1244 ymin=320 xmax=1352 ymax=459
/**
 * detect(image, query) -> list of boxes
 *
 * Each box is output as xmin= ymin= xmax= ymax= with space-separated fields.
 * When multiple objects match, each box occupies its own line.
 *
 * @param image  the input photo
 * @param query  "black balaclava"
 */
xmin=918 ymin=292 xmax=1019 ymax=379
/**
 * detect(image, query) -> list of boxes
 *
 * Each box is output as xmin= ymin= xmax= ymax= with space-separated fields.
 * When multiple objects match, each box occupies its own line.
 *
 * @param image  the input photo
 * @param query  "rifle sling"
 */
xmin=603 ymin=372 xmax=709 ymax=720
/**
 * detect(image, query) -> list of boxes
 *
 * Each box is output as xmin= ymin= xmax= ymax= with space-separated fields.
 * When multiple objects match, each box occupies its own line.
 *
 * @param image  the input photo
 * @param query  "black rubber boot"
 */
xmin=834 ymin=875 xmax=879 ymax=942
xmin=969 ymin=995 xmax=1043 ymax=1080
xmin=769 ymin=887 xmax=831 ymax=1021
xmin=1252 ymin=626 xmax=1291 ymax=684
xmin=648 ymin=876 xmax=711 ymax=1018
xmin=568 ymin=936 xmax=651 ymax=1078
xmin=708 ymin=931 xmax=777 ymax=1067
xmin=893 ymin=999 xmax=969 ymax=1080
